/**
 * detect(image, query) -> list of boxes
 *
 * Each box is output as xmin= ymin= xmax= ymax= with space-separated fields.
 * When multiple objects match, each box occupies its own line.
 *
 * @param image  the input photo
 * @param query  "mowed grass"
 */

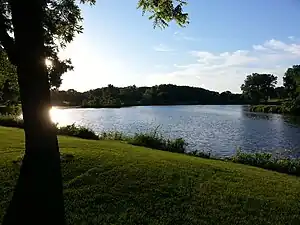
xmin=0 ymin=127 xmax=300 ymax=224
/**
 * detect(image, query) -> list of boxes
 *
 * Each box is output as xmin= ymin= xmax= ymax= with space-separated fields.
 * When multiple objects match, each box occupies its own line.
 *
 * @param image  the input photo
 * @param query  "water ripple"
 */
xmin=50 ymin=105 xmax=300 ymax=157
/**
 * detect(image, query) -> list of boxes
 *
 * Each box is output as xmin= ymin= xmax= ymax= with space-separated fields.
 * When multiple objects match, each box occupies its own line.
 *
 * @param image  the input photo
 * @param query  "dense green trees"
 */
xmin=283 ymin=65 xmax=300 ymax=114
xmin=241 ymin=73 xmax=277 ymax=103
xmin=272 ymin=86 xmax=288 ymax=99
xmin=284 ymin=65 xmax=300 ymax=98
xmin=51 ymin=84 xmax=246 ymax=107
xmin=0 ymin=50 xmax=19 ymax=106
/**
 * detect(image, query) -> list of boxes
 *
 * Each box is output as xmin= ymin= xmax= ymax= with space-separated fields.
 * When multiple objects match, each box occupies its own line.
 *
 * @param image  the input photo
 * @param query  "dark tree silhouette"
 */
xmin=1 ymin=1 xmax=66 ymax=225
xmin=284 ymin=65 xmax=300 ymax=98
xmin=51 ymin=84 xmax=246 ymax=108
xmin=241 ymin=73 xmax=277 ymax=104
xmin=0 ymin=0 xmax=189 ymax=225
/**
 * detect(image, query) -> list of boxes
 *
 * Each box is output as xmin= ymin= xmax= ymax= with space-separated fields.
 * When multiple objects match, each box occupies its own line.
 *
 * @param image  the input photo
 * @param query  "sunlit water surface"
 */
xmin=49 ymin=105 xmax=300 ymax=157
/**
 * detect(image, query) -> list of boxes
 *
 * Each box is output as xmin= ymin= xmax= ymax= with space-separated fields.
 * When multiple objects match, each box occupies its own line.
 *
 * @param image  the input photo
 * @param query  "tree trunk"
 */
xmin=2 ymin=1 xmax=65 ymax=225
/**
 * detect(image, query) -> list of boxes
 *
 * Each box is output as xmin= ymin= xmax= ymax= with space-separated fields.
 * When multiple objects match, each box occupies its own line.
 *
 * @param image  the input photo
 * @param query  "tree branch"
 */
xmin=0 ymin=13 xmax=16 ymax=65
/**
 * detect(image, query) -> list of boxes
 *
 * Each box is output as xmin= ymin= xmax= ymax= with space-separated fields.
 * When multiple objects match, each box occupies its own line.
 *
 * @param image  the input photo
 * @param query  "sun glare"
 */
xmin=49 ymin=106 xmax=72 ymax=127
xmin=49 ymin=106 xmax=68 ymax=126
xmin=49 ymin=107 xmax=58 ymax=123
xmin=45 ymin=58 xmax=53 ymax=68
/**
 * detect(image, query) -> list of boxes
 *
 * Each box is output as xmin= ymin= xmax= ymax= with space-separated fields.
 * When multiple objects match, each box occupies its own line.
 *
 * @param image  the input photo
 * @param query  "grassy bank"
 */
xmin=1 ymin=127 xmax=300 ymax=224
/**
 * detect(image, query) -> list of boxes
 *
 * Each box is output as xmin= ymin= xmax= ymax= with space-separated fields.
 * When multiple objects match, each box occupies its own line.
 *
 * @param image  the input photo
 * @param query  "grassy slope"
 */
xmin=0 ymin=127 xmax=300 ymax=225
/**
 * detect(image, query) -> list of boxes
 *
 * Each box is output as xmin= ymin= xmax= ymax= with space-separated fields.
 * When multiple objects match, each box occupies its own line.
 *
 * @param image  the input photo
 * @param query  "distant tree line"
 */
xmin=50 ymin=84 xmax=248 ymax=107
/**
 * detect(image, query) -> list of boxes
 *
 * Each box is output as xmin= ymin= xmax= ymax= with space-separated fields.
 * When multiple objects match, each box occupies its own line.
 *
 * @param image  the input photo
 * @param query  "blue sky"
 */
xmin=59 ymin=0 xmax=300 ymax=93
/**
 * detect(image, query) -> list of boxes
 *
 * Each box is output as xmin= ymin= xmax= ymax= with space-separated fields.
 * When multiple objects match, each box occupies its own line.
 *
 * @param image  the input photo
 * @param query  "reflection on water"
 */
xmin=49 ymin=105 xmax=300 ymax=157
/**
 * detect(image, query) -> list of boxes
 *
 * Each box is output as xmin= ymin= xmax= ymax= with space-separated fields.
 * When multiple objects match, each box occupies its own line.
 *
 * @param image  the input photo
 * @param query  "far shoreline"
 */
xmin=52 ymin=103 xmax=251 ymax=109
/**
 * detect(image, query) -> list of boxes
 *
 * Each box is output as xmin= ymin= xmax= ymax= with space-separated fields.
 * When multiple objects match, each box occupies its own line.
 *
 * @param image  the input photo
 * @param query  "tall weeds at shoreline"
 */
xmin=58 ymin=124 xmax=99 ymax=140
xmin=232 ymin=149 xmax=300 ymax=176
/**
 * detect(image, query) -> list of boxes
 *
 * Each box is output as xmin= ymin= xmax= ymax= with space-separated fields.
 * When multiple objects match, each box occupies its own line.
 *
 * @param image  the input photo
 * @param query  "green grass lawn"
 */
xmin=1 ymin=127 xmax=300 ymax=224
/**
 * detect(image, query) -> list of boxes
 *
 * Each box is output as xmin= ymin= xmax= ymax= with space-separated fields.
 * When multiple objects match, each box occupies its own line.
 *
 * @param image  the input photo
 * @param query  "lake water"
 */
xmin=50 ymin=105 xmax=300 ymax=157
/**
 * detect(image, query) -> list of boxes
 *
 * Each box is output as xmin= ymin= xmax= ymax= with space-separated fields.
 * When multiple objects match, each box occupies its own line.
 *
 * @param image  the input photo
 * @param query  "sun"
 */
xmin=45 ymin=58 xmax=53 ymax=68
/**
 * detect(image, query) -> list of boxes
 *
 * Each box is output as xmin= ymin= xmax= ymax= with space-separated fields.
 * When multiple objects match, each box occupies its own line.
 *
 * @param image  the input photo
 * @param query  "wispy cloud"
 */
xmin=252 ymin=44 xmax=268 ymax=51
xmin=288 ymin=36 xmax=295 ymax=40
xmin=173 ymin=31 xmax=201 ymax=42
xmin=264 ymin=39 xmax=300 ymax=55
xmin=146 ymin=38 xmax=300 ymax=93
xmin=153 ymin=44 xmax=174 ymax=52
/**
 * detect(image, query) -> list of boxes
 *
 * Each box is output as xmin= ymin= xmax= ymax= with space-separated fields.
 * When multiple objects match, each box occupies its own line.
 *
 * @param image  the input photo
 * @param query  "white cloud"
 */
xmin=263 ymin=39 xmax=300 ymax=55
xmin=147 ymin=39 xmax=300 ymax=93
xmin=191 ymin=50 xmax=257 ymax=67
xmin=153 ymin=44 xmax=174 ymax=52
xmin=173 ymin=31 xmax=200 ymax=42
xmin=252 ymin=45 xmax=267 ymax=51
xmin=288 ymin=36 xmax=295 ymax=40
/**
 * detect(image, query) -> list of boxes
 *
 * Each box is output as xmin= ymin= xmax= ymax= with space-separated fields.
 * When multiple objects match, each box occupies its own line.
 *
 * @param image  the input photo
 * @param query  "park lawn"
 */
xmin=0 ymin=127 xmax=300 ymax=224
